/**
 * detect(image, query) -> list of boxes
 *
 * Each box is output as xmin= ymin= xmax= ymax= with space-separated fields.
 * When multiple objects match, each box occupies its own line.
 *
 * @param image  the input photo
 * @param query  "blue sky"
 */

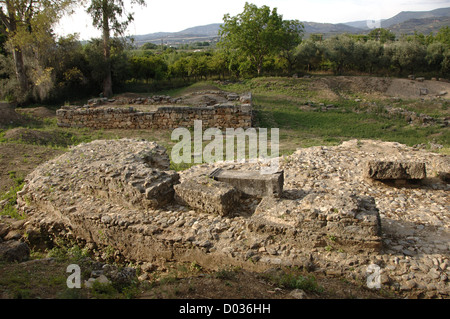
xmin=56 ymin=0 xmax=450 ymax=40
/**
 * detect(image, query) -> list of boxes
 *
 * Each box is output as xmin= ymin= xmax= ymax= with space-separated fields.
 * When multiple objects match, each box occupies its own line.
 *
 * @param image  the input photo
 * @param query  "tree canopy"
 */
xmin=218 ymin=2 xmax=303 ymax=76
xmin=84 ymin=0 xmax=146 ymax=97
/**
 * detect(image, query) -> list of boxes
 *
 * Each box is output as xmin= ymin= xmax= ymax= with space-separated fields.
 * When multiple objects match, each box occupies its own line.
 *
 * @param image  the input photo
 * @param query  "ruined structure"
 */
xmin=56 ymin=92 xmax=253 ymax=130
xmin=14 ymin=138 xmax=450 ymax=298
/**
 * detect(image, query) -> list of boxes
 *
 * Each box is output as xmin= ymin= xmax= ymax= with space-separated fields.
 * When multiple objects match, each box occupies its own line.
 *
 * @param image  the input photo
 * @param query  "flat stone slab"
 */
xmin=174 ymin=178 xmax=240 ymax=216
xmin=365 ymin=161 xmax=426 ymax=180
xmin=209 ymin=169 xmax=284 ymax=198
xmin=250 ymin=193 xmax=382 ymax=252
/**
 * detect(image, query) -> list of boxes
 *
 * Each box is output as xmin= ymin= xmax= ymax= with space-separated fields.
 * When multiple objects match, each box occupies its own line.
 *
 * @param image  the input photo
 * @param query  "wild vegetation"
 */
xmin=1 ymin=2 xmax=449 ymax=104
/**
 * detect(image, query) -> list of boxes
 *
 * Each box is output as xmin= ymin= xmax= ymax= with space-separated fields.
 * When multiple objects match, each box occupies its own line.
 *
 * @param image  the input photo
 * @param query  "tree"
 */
xmin=218 ymin=2 xmax=303 ymax=76
xmin=0 ymin=0 xmax=73 ymax=99
xmin=368 ymin=28 xmax=396 ymax=43
xmin=435 ymin=26 xmax=450 ymax=47
xmin=295 ymin=40 xmax=323 ymax=72
xmin=426 ymin=42 xmax=447 ymax=74
xmin=85 ymin=0 xmax=145 ymax=97
xmin=322 ymin=34 xmax=356 ymax=75
xmin=278 ymin=19 xmax=304 ymax=74
xmin=385 ymin=40 xmax=427 ymax=74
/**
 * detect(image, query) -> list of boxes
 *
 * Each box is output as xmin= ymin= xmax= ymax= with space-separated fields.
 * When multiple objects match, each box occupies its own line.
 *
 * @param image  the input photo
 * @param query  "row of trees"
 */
xmin=0 ymin=0 xmax=146 ymax=103
xmin=124 ymin=25 xmax=450 ymax=83
xmin=1 ymin=1 xmax=449 ymax=104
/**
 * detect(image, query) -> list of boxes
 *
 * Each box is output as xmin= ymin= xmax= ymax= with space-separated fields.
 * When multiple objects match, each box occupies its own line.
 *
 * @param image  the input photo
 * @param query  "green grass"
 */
xmin=1 ymin=77 xmax=448 ymax=174
xmin=216 ymin=77 xmax=450 ymax=155
xmin=262 ymin=269 xmax=324 ymax=293
xmin=0 ymin=171 xmax=26 ymax=219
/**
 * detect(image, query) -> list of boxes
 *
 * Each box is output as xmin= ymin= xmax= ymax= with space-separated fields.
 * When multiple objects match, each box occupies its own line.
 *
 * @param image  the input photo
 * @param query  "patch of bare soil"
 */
xmin=319 ymin=76 xmax=393 ymax=98
xmin=15 ymin=107 xmax=56 ymax=119
xmin=181 ymin=92 xmax=230 ymax=106
xmin=313 ymin=76 xmax=450 ymax=101
xmin=0 ymin=143 xmax=64 ymax=193
xmin=3 ymin=128 xmax=72 ymax=147
xmin=141 ymin=268 xmax=390 ymax=300
xmin=386 ymin=79 xmax=450 ymax=100
xmin=0 ymin=103 xmax=27 ymax=128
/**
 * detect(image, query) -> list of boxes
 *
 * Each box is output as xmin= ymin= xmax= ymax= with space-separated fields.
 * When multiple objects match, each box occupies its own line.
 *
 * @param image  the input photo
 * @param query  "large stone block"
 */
xmin=174 ymin=178 xmax=240 ymax=216
xmin=250 ymin=193 xmax=382 ymax=252
xmin=209 ymin=169 xmax=284 ymax=198
xmin=365 ymin=161 xmax=426 ymax=180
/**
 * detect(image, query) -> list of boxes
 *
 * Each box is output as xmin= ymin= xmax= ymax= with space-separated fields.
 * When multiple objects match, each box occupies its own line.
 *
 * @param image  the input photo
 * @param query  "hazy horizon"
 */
xmin=56 ymin=0 xmax=450 ymax=40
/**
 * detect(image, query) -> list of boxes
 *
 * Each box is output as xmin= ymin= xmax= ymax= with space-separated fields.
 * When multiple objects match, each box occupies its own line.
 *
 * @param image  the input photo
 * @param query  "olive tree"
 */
xmin=218 ymin=2 xmax=303 ymax=76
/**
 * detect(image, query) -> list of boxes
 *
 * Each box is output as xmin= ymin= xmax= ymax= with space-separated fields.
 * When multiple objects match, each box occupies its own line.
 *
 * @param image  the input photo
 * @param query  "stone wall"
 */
xmin=57 ymin=98 xmax=253 ymax=130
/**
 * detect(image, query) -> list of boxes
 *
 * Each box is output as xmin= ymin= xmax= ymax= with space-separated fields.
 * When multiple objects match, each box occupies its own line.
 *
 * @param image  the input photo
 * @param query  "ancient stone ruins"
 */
xmin=12 ymin=135 xmax=449 ymax=298
xmin=56 ymin=92 xmax=253 ymax=130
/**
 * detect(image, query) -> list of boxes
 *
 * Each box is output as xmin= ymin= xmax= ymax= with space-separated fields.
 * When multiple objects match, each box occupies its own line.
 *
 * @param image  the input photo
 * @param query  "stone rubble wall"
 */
xmin=57 ymin=93 xmax=253 ymax=130
xmin=14 ymin=138 xmax=450 ymax=298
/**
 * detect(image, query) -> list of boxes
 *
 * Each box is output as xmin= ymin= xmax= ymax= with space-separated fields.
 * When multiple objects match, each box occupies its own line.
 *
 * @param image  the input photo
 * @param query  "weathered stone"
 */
xmin=57 ymin=94 xmax=253 ymax=130
xmin=419 ymin=88 xmax=428 ymax=96
xmin=174 ymin=178 xmax=240 ymax=216
xmin=240 ymin=92 xmax=252 ymax=104
xmin=250 ymin=193 xmax=382 ymax=252
xmin=0 ymin=240 xmax=30 ymax=262
xmin=14 ymin=138 xmax=450 ymax=298
xmin=365 ymin=161 xmax=426 ymax=180
xmin=209 ymin=168 xmax=284 ymax=198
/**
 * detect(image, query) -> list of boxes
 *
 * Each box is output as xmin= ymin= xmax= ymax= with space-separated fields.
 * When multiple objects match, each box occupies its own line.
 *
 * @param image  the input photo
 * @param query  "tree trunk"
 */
xmin=12 ymin=47 xmax=29 ymax=94
xmin=102 ymin=2 xmax=113 ymax=98
xmin=2 ymin=1 xmax=29 ymax=95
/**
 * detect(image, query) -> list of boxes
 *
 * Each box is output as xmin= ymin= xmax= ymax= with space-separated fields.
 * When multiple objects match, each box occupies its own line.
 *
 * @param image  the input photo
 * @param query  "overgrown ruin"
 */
xmin=56 ymin=91 xmax=253 ymax=130
xmin=13 ymin=137 xmax=450 ymax=298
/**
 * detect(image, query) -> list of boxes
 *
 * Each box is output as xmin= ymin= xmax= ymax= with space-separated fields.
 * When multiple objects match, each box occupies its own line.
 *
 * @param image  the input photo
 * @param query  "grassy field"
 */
xmin=215 ymin=77 xmax=449 ymax=155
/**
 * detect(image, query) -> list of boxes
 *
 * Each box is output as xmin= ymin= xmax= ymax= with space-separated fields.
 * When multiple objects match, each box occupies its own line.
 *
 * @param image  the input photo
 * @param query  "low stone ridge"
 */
xmin=15 ymin=139 xmax=450 ymax=298
xmin=174 ymin=178 xmax=241 ymax=217
xmin=366 ymin=161 xmax=427 ymax=180
xmin=209 ymin=168 xmax=284 ymax=198
xmin=57 ymin=91 xmax=253 ymax=130
xmin=251 ymin=194 xmax=382 ymax=251
xmin=19 ymin=139 xmax=180 ymax=210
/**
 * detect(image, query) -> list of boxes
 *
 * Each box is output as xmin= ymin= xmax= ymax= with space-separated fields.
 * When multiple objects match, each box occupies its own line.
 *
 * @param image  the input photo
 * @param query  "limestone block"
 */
xmin=174 ymin=178 xmax=240 ymax=216
xmin=209 ymin=168 xmax=284 ymax=198
xmin=250 ymin=193 xmax=382 ymax=252
xmin=365 ymin=161 xmax=426 ymax=180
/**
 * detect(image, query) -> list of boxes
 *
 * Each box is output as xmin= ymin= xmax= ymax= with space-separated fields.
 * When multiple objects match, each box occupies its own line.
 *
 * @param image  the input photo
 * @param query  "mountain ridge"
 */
xmin=133 ymin=7 xmax=450 ymax=46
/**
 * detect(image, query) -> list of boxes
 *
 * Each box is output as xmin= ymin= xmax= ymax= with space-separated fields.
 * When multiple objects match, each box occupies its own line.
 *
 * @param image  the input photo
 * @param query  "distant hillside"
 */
xmin=344 ymin=7 xmax=450 ymax=30
xmin=181 ymin=23 xmax=223 ymax=37
xmin=133 ymin=7 xmax=450 ymax=46
xmin=133 ymin=23 xmax=222 ymax=46
xmin=134 ymin=22 xmax=365 ymax=46
xmin=302 ymin=22 xmax=363 ymax=36
xmin=389 ymin=16 xmax=450 ymax=35
xmin=381 ymin=7 xmax=450 ymax=28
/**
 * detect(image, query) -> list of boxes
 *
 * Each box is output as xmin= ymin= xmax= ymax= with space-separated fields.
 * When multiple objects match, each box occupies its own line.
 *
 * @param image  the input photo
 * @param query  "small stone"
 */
xmin=402 ymin=249 xmax=415 ymax=257
xmin=96 ymin=274 xmax=111 ymax=285
xmin=400 ymin=280 xmax=416 ymax=291
xmin=289 ymin=289 xmax=307 ymax=299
